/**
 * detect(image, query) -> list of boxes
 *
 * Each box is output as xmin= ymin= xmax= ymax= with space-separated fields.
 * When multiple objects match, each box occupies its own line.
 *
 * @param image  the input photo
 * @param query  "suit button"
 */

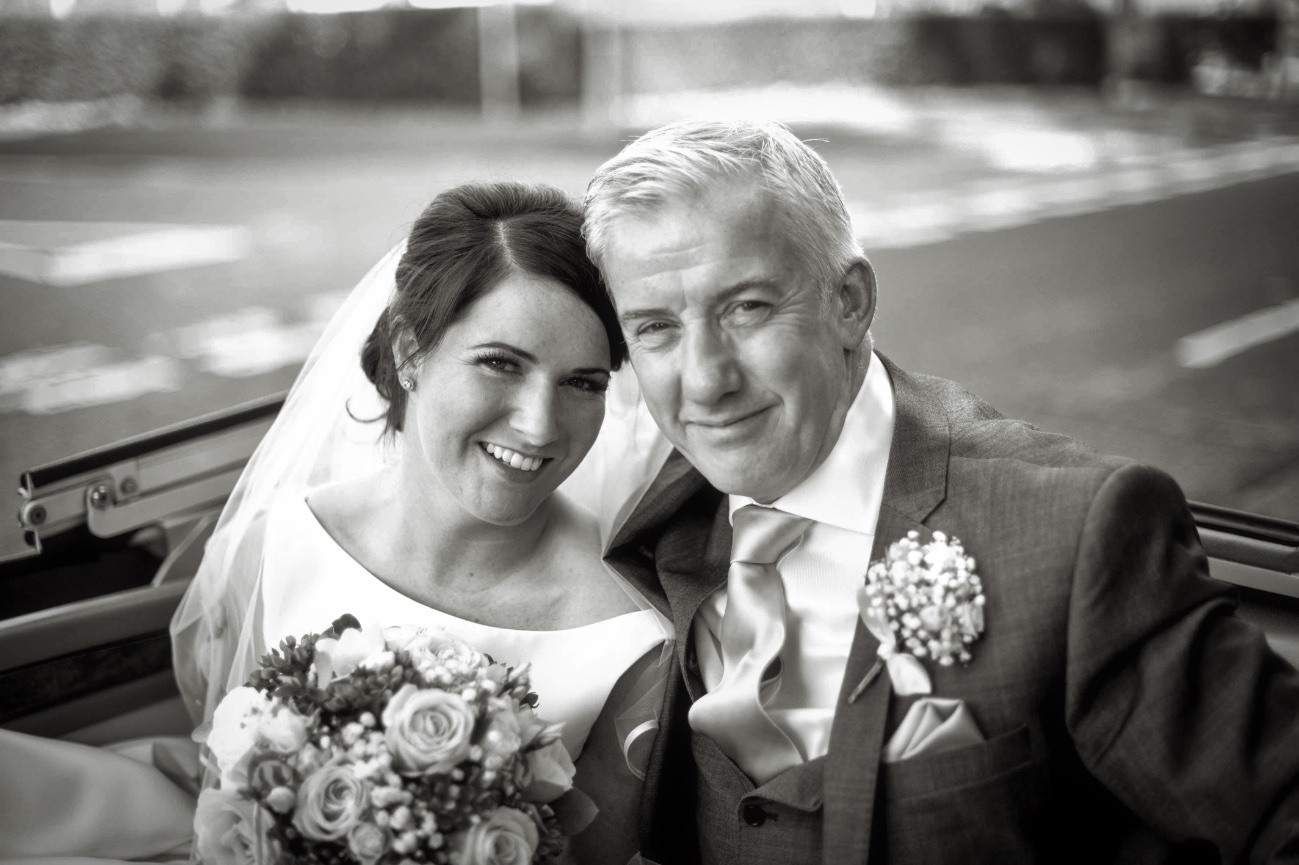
xmin=742 ymin=804 xmax=767 ymax=827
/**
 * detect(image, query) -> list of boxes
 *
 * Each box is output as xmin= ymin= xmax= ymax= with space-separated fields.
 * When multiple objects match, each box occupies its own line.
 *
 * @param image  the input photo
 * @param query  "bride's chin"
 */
xmin=462 ymin=488 xmax=557 ymax=528
xmin=472 ymin=505 xmax=547 ymax=528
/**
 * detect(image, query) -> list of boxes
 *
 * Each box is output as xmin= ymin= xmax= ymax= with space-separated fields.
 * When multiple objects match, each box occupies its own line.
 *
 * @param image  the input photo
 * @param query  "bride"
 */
xmin=0 ymin=181 xmax=672 ymax=865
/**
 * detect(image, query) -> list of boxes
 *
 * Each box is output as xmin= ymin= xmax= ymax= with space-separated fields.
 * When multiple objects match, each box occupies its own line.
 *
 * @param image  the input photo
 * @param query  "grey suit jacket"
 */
xmin=605 ymin=354 xmax=1299 ymax=865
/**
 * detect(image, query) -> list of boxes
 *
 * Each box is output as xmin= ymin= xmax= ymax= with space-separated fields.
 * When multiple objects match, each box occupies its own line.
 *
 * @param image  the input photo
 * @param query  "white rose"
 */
xmin=194 ymin=788 xmax=275 ymax=865
xmin=382 ymin=684 xmax=475 ymax=776
xmin=515 ymin=739 xmax=576 ymax=804
xmin=314 ymin=622 xmax=387 ymax=688
xmin=383 ymin=625 xmax=453 ymax=656
xmin=458 ymin=807 xmax=539 ymax=865
xmin=292 ymin=761 xmax=369 ymax=842
xmin=207 ymin=687 xmax=272 ymax=785
xmin=361 ymin=650 xmax=396 ymax=674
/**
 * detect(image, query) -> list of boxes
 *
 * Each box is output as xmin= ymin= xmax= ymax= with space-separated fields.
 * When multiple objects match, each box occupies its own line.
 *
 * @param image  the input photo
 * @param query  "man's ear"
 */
xmin=834 ymin=258 xmax=877 ymax=349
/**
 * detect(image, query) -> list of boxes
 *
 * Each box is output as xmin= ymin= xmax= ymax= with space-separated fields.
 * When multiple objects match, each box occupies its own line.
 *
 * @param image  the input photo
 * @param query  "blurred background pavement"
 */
xmin=1 ymin=0 xmax=1298 ymax=561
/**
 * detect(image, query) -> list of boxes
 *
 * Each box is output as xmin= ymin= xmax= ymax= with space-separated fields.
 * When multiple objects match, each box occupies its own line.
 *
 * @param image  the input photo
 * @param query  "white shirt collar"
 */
xmin=728 ymin=351 xmax=894 ymax=536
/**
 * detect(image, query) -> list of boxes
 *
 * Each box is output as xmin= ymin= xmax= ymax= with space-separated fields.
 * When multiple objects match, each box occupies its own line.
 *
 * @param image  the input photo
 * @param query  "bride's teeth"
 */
xmin=484 ymin=443 xmax=544 ymax=472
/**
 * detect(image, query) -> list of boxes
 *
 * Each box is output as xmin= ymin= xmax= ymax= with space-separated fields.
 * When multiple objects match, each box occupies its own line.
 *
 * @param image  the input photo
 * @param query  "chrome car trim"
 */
xmin=17 ymin=395 xmax=280 ymax=551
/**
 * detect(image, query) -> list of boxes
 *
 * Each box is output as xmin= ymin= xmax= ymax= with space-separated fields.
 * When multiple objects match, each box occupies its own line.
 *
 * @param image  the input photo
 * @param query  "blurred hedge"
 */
xmin=0 ymin=8 xmax=582 ymax=106
xmin=0 ymin=14 xmax=272 ymax=103
xmin=620 ymin=15 xmax=1107 ymax=91
xmin=1107 ymin=14 xmax=1278 ymax=82
xmin=238 ymin=10 xmax=479 ymax=102
xmin=0 ymin=8 xmax=1281 ymax=107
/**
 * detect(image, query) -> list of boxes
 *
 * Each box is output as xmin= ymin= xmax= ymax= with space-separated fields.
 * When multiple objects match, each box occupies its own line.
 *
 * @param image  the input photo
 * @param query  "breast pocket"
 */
xmin=878 ymin=722 xmax=1049 ymax=862
xmin=881 ymin=723 xmax=1036 ymax=802
xmin=879 ymin=725 xmax=1049 ymax=865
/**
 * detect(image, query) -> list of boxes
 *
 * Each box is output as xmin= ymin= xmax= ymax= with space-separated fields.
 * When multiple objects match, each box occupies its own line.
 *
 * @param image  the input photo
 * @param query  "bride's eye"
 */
xmin=475 ymin=351 xmax=520 ymax=374
xmin=564 ymin=375 xmax=609 ymax=395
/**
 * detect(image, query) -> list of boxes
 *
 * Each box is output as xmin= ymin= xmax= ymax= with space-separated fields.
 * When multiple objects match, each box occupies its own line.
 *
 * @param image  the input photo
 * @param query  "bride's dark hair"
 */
xmin=360 ymin=181 xmax=625 ymax=436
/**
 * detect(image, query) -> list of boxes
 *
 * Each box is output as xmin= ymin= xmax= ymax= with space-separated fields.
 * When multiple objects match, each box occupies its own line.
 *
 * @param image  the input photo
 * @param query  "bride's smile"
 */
xmin=480 ymin=441 xmax=550 ymax=473
xmin=398 ymin=271 xmax=612 ymax=526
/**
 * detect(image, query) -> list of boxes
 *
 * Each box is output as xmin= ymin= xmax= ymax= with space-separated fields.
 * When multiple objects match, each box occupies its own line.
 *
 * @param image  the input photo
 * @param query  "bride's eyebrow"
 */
xmin=471 ymin=341 xmax=532 ymax=359
xmin=472 ymin=341 xmax=608 ymax=376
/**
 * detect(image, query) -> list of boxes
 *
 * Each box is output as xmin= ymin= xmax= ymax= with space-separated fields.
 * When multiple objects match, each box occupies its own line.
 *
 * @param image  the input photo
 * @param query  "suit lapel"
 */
xmin=607 ymin=448 xmax=731 ymax=654
xmin=606 ymin=448 xmax=728 ymax=863
xmin=822 ymin=354 xmax=951 ymax=865
xmin=607 ymin=449 xmax=715 ymax=615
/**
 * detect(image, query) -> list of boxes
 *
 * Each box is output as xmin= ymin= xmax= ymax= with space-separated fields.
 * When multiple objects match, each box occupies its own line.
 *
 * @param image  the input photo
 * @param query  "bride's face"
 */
xmin=400 ymin=273 xmax=612 ymax=525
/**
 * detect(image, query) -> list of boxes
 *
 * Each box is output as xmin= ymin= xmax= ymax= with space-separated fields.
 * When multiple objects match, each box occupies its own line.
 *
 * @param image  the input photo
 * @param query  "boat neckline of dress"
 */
xmin=285 ymin=493 xmax=658 ymax=637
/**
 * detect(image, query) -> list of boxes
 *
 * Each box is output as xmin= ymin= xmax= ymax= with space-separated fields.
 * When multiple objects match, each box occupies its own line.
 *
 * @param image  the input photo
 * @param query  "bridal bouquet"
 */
xmin=194 ymin=615 xmax=577 ymax=865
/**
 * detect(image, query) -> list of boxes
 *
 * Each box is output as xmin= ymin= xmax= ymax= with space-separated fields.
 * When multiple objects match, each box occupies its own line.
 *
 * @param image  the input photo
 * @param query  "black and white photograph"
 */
xmin=1 ymin=0 xmax=1297 ymax=862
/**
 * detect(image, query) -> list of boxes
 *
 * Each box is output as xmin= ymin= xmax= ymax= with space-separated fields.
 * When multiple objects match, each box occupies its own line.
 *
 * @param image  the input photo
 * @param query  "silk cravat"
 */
xmin=689 ymin=504 xmax=812 ymax=784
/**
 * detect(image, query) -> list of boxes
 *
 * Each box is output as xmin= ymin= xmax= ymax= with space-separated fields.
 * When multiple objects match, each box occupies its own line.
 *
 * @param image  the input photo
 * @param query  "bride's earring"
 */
xmin=400 ymin=376 xmax=415 ymax=392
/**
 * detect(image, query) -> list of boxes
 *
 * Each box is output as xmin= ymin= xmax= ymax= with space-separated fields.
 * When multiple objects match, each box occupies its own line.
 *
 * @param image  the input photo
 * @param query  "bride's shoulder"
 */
xmin=303 ymin=475 xmax=386 ymax=550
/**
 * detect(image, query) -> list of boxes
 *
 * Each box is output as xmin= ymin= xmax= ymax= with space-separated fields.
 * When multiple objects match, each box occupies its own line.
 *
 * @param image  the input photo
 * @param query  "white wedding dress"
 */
xmin=0 ymin=242 xmax=675 ymax=864
xmin=259 ymin=494 xmax=667 ymax=758
xmin=0 ymin=494 xmax=667 ymax=865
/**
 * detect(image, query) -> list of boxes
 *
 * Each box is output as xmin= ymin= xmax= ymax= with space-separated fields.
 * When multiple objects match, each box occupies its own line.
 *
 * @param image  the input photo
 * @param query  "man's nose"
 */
xmin=509 ymin=383 xmax=560 ymax=447
xmin=680 ymin=324 xmax=742 ymax=406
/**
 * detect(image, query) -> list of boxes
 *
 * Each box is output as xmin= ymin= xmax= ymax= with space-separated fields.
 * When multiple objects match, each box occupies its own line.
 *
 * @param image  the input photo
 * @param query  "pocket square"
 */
xmin=882 ymin=697 xmax=985 ymax=763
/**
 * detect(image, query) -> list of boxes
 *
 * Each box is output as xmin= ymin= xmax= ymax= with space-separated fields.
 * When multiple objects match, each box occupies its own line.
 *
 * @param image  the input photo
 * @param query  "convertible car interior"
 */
xmin=2 ymin=394 xmax=1298 ymax=745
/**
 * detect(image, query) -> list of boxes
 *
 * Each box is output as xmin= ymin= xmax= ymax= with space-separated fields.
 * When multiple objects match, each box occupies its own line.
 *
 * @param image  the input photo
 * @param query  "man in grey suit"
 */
xmin=582 ymin=120 xmax=1299 ymax=864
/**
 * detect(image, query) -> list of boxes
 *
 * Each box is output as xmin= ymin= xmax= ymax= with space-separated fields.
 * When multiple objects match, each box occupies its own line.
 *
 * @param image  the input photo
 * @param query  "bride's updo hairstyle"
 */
xmin=360 ymin=181 xmax=625 ymax=436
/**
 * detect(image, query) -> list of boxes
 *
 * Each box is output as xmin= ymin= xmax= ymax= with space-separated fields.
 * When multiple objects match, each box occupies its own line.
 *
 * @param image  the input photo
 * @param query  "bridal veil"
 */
xmin=169 ymin=242 xmax=674 ymax=729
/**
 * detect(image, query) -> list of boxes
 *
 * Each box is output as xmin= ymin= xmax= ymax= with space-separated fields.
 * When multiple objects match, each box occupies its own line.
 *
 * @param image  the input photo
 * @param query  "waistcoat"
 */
xmin=686 ymin=649 xmax=827 ymax=865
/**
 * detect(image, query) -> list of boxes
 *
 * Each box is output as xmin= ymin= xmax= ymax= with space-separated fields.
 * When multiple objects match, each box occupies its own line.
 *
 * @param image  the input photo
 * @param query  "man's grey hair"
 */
xmin=582 ymin=119 xmax=864 ymax=302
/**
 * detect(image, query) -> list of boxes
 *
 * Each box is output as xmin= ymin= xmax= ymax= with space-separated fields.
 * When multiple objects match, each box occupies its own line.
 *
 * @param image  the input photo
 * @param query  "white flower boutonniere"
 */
xmin=849 ymin=530 xmax=987 ymax=702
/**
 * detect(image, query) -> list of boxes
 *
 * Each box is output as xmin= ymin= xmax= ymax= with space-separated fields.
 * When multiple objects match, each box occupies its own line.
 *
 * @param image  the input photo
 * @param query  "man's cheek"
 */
xmin=634 ymin=370 xmax=678 ymax=426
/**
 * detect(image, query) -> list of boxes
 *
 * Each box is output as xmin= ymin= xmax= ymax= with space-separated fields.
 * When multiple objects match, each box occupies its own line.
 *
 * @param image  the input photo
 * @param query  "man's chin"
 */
xmin=694 ymin=459 xmax=791 ymax=502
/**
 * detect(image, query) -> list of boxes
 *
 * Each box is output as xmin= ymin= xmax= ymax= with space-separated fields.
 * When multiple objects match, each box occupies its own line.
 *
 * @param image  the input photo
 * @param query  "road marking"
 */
xmin=961 ymin=186 xmax=1044 ymax=229
xmin=849 ymin=137 xmax=1299 ymax=251
xmin=0 ymin=343 xmax=114 ymax=395
xmin=1175 ymin=299 xmax=1299 ymax=368
xmin=0 ymin=220 xmax=250 ymax=286
xmin=974 ymin=129 xmax=1098 ymax=173
xmin=0 ymin=345 xmax=183 ymax=414
xmin=0 ymin=291 xmax=352 ymax=415
xmin=154 ymin=308 xmax=327 ymax=379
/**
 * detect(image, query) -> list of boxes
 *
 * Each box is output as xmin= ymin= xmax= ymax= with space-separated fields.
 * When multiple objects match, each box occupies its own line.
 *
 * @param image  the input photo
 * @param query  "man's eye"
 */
xmin=722 ymin=300 xmax=772 ymax=325
xmin=633 ymin=321 xmax=679 ymax=344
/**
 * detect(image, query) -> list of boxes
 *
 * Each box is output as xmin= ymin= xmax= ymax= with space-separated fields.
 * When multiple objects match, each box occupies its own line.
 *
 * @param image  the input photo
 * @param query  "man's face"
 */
xmin=601 ymin=179 xmax=874 ymax=502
